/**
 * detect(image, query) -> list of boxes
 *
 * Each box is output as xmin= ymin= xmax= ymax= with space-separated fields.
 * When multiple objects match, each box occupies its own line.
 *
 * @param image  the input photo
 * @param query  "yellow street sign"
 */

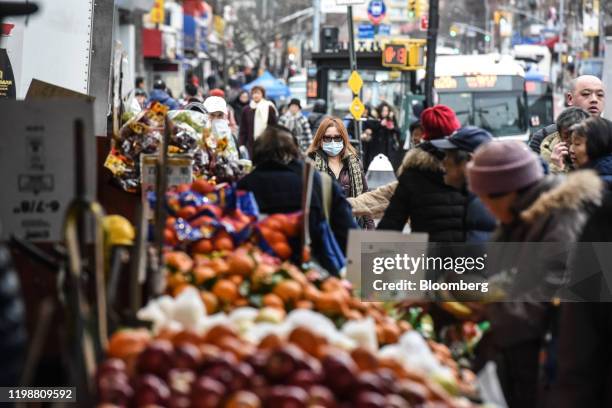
xmin=348 ymin=71 xmax=363 ymax=95
xmin=350 ymin=97 xmax=365 ymax=120
xmin=150 ymin=0 xmax=165 ymax=24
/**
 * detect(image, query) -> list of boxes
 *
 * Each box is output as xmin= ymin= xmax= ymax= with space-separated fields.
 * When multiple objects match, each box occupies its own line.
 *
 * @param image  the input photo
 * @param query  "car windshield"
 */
xmin=438 ymin=91 xmax=527 ymax=137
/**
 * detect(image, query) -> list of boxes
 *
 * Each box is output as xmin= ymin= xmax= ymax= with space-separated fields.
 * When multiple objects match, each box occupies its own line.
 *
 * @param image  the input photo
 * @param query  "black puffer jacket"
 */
xmin=377 ymin=146 xmax=466 ymax=242
xmin=0 ymin=244 xmax=27 ymax=386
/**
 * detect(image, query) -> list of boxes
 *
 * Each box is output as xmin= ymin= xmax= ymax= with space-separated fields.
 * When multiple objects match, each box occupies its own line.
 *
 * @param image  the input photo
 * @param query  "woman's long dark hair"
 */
xmin=572 ymin=117 xmax=612 ymax=162
xmin=252 ymin=125 xmax=300 ymax=166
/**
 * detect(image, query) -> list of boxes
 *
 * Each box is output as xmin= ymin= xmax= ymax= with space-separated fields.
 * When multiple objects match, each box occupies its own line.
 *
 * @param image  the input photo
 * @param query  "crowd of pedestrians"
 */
xmin=126 ymin=73 xmax=612 ymax=407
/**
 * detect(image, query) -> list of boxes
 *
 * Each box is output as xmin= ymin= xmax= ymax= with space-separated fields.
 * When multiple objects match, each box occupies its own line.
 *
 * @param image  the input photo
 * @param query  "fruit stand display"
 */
xmin=94 ymin=180 xmax=485 ymax=407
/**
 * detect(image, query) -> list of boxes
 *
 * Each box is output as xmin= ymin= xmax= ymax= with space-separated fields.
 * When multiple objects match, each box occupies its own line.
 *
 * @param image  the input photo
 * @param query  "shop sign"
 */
xmin=150 ymin=0 xmax=165 ymax=24
xmin=0 ymin=100 xmax=96 ymax=242
xmin=0 ymin=49 xmax=16 ymax=99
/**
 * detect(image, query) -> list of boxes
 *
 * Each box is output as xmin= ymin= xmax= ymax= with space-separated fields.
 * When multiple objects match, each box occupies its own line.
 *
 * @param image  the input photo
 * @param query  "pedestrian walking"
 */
xmin=307 ymin=117 xmax=374 ymax=229
xmin=148 ymin=79 xmax=180 ymax=110
xmin=230 ymin=90 xmax=250 ymax=125
xmin=466 ymin=141 xmax=604 ymax=408
xmin=431 ymin=126 xmax=496 ymax=242
xmin=278 ymin=98 xmax=313 ymax=152
xmin=308 ymin=99 xmax=327 ymax=135
xmin=528 ymin=75 xmax=606 ymax=154
xmin=238 ymin=86 xmax=278 ymax=157
xmin=377 ymin=105 xmax=464 ymax=240
xmin=377 ymin=102 xmax=402 ymax=170
xmin=540 ymin=107 xmax=590 ymax=173
xmin=237 ymin=125 xmax=356 ymax=274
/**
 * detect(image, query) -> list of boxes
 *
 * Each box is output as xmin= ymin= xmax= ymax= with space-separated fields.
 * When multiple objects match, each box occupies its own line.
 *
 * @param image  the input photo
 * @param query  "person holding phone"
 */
xmin=541 ymin=107 xmax=590 ymax=174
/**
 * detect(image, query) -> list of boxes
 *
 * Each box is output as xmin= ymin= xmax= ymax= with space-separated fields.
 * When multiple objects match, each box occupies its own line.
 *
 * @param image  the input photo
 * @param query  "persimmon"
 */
xmin=212 ymin=279 xmax=239 ymax=303
xmin=172 ymin=283 xmax=190 ymax=297
xmin=303 ymin=284 xmax=322 ymax=303
xmin=261 ymin=216 xmax=282 ymax=231
xmin=227 ymin=251 xmax=256 ymax=276
xmin=281 ymin=214 xmax=300 ymax=237
xmin=314 ymin=293 xmax=343 ymax=314
xmin=176 ymin=183 xmax=191 ymax=193
xmin=295 ymin=300 xmax=314 ymax=310
xmin=192 ymin=239 xmax=213 ymax=254
xmin=191 ymin=179 xmax=215 ymax=194
xmin=262 ymin=293 xmax=284 ymax=309
xmin=273 ymin=280 xmax=303 ymax=303
xmin=107 ymin=329 xmax=151 ymax=361
xmin=167 ymin=272 xmax=187 ymax=289
xmin=213 ymin=231 xmax=234 ymax=251
xmin=165 ymin=251 xmax=193 ymax=272
xmin=165 ymin=216 xmax=177 ymax=229
xmin=271 ymin=242 xmax=292 ymax=260
xmin=210 ymin=258 xmax=230 ymax=275
xmin=200 ymin=291 xmax=218 ymax=314
xmin=229 ymin=274 xmax=244 ymax=286
xmin=177 ymin=205 xmax=197 ymax=220
xmin=191 ymin=215 xmax=215 ymax=228
xmin=260 ymin=227 xmax=286 ymax=246
xmin=259 ymin=333 xmax=283 ymax=350
xmin=164 ymin=228 xmax=178 ymax=246
xmin=193 ymin=266 xmax=216 ymax=285
xmin=171 ymin=329 xmax=203 ymax=346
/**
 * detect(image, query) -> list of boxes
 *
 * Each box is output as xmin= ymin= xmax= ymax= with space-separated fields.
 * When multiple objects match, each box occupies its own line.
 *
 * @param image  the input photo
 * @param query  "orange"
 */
xmin=314 ymin=293 xmax=343 ymax=314
xmin=200 ymin=291 xmax=218 ymax=314
xmin=166 ymin=272 xmax=187 ymax=289
xmin=212 ymin=279 xmax=239 ymax=303
xmin=191 ymin=215 xmax=215 ymax=228
xmin=177 ymin=205 xmax=197 ymax=220
xmin=192 ymin=239 xmax=213 ymax=254
xmin=273 ymin=280 xmax=303 ymax=303
xmin=229 ymin=274 xmax=244 ymax=286
xmin=227 ymin=251 xmax=256 ymax=276
xmin=165 ymin=251 xmax=193 ymax=272
xmin=213 ymin=231 xmax=234 ymax=251
xmin=272 ymin=242 xmax=292 ymax=260
xmin=210 ymin=258 xmax=230 ymax=275
xmin=193 ymin=266 xmax=216 ymax=285
xmin=262 ymin=293 xmax=284 ymax=309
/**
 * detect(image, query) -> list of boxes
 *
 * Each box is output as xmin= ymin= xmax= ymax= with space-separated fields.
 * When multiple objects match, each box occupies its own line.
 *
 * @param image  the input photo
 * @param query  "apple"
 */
xmin=173 ymin=343 xmax=202 ymax=371
xmin=397 ymin=380 xmax=428 ymax=406
xmin=225 ymin=390 xmax=262 ymax=408
xmin=167 ymin=368 xmax=196 ymax=396
xmin=133 ymin=374 xmax=170 ymax=407
xmin=265 ymin=345 xmax=307 ymax=383
xmin=289 ymin=370 xmax=321 ymax=389
xmin=321 ymin=353 xmax=358 ymax=397
xmin=308 ymin=385 xmax=337 ymax=408
xmin=136 ymin=340 xmax=174 ymax=378
xmin=385 ymin=394 xmax=410 ymax=408
xmin=190 ymin=376 xmax=226 ymax=408
xmin=264 ymin=386 xmax=308 ymax=408
xmin=353 ymin=391 xmax=386 ymax=408
xmin=97 ymin=373 xmax=133 ymax=406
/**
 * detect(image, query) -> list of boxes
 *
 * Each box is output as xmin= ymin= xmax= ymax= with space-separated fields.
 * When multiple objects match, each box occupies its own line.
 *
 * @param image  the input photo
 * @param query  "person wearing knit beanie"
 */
xmin=420 ymin=105 xmax=462 ymax=141
xmin=464 ymin=139 xmax=605 ymax=408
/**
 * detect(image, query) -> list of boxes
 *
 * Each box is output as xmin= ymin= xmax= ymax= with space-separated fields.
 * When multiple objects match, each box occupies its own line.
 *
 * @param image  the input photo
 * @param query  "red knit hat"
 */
xmin=209 ymin=88 xmax=225 ymax=97
xmin=420 ymin=105 xmax=461 ymax=140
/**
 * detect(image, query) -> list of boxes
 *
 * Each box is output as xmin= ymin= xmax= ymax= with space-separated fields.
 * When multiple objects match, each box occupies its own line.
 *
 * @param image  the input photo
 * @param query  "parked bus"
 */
xmin=434 ymin=54 xmax=529 ymax=140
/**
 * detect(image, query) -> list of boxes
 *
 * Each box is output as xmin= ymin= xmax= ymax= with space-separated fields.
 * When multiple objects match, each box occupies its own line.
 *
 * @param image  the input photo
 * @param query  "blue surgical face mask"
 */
xmin=322 ymin=141 xmax=344 ymax=157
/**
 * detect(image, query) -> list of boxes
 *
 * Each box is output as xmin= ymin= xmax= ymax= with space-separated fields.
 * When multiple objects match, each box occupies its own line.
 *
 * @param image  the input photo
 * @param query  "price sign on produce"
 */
xmin=141 ymin=154 xmax=195 ymax=196
xmin=0 ymin=100 xmax=96 ymax=242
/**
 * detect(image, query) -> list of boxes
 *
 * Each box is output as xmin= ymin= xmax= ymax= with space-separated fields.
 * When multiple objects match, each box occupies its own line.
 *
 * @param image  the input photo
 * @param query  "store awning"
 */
xmin=243 ymin=71 xmax=291 ymax=100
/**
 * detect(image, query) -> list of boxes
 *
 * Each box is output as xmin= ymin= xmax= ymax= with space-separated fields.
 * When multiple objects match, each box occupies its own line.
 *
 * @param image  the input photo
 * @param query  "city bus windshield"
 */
xmin=438 ymin=91 xmax=527 ymax=137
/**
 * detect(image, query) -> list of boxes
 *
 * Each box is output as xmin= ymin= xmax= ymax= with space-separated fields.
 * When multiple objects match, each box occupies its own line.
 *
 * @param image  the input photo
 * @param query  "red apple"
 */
xmin=136 ymin=340 xmax=174 ymax=378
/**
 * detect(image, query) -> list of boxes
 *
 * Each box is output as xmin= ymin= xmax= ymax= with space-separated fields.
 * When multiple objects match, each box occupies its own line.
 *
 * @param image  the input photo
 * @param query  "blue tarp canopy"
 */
xmin=242 ymin=71 xmax=290 ymax=100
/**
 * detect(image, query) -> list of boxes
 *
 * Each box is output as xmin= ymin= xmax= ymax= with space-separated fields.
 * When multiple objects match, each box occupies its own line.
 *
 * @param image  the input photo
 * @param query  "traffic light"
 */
xmin=415 ymin=0 xmax=428 ymax=18
xmin=408 ymin=0 xmax=416 ymax=18
xmin=484 ymin=34 xmax=491 ymax=42
xmin=449 ymin=24 xmax=458 ymax=37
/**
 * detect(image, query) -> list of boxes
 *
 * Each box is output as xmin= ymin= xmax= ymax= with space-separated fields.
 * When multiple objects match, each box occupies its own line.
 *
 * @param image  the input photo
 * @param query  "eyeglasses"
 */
xmin=322 ymin=136 xmax=343 ymax=143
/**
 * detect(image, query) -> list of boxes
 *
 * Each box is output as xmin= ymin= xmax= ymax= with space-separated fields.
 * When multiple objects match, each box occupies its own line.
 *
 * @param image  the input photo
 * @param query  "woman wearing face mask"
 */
xmin=569 ymin=117 xmax=612 ymax=189
xmin=203 ymin=96 xmax=239 ymax=160
xmin=307 ymin=117 xmax=374 ymax=229
xmin=239 ymin=86 xmax=278 ymax=158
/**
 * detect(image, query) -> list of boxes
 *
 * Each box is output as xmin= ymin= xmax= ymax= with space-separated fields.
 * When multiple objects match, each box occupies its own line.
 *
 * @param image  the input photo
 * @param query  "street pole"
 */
xmin=347 ymin=5 xmax=362 ymax=154
xmin=313 ymin=0 xmax=321 ymax=53
xmin=424 ymin=0 xmax=439 ymax=108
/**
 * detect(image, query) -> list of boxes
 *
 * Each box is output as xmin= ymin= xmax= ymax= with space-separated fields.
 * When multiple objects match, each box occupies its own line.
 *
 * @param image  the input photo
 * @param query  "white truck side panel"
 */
xmin=604 ymin=37 xmax=612 ymax=120
xmin=4 ymin=0 xmax=94 ymax=98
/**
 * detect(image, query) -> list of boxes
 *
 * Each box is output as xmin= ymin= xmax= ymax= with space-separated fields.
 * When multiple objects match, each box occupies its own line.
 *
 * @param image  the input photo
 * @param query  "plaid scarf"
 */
xmin=312 ymin=150 xmax=364 ymax=197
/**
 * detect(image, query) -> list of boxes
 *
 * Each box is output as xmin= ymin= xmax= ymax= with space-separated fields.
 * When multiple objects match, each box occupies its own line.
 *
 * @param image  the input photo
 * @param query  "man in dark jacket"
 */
xmin=237 ymin=125 xmax=356 ymax=275
xmin=467 ymin=141 xmax=604 ymax=408
xmin=528 ymin=75 xmax=605 ymax=154
xmin=377 ymin=105 xmax=465 ymax=241
xmin=147 ymin=79 xmax=180 ymax=110
xmin=431 ymin=126 xmax=496 ymax=243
